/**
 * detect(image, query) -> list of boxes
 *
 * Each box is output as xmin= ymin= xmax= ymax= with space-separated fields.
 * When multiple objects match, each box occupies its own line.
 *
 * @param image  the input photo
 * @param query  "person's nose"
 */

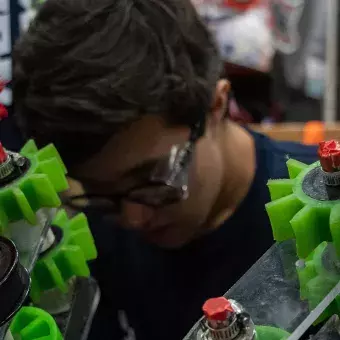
xmin=121 ymin=201 xmax=156 ymax=230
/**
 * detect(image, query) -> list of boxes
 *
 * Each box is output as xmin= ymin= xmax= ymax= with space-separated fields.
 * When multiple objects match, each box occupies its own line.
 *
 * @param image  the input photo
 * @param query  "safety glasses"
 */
xmin=66 ymin=119 xmax=205 ymax=213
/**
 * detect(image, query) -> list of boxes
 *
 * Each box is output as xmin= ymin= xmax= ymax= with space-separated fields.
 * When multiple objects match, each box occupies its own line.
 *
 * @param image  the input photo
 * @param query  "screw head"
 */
xmin=202 ymin=297 xmax=234 ymax=322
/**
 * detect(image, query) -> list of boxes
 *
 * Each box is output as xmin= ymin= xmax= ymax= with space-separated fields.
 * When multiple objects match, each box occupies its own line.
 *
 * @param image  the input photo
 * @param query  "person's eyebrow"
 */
xmin=73 ymin=159 xmax=160 ymax=188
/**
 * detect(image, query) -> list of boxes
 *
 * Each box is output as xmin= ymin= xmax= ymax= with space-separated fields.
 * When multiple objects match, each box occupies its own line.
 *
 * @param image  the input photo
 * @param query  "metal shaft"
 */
xmin=323 ymin=0 xmax=339 ymax=123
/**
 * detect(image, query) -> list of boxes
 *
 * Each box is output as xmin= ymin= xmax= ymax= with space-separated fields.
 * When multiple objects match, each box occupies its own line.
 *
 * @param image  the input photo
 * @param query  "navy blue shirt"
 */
xmin=87 ymin=131 xmax=318 ymax=340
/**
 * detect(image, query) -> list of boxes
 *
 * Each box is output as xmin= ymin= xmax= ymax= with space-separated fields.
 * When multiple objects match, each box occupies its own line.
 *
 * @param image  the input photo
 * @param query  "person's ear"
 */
xmin=210 ymin=79 xmax=230 ymax=125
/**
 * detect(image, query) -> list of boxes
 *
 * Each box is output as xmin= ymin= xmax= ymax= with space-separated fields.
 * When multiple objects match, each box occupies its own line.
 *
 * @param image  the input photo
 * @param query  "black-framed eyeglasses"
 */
xmin=65 ymin=118 xmax=205 ymax=214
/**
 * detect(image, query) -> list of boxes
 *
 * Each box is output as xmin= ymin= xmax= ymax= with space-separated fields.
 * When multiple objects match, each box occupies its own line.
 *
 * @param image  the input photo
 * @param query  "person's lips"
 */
xmin=143 ymin=223 xmax=174 ymax=239
xmin=145 ymin=222 xmax=173 ymax=233
xmin=142 ymin=222 xmax=188 ymax=248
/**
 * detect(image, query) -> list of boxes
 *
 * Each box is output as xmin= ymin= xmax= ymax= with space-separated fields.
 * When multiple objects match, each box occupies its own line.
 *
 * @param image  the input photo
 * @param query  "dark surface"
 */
xmin=0 ymin=109 xmax=24 ymax=152
xmin=272 ymin=54 xmax=322 ymax=123
xmin=225 ymin=54 xmax=323 ymax=124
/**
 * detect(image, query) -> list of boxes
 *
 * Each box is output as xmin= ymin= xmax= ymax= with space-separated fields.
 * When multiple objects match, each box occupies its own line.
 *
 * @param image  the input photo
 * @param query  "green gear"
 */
xmin=30 ymin=209 xmax=97 ymax=303
xmin=255 ymin=325 xmax=290 ymax=340
xmin=266 ymin=159 xmax=340 ymax=259
xmin=0 ymin=140 xmax=68 ymax=234
xmin=296 ymin=242 xmax=340 ymax=324
xmin=10 ymin=306 xmax=63 ymax=340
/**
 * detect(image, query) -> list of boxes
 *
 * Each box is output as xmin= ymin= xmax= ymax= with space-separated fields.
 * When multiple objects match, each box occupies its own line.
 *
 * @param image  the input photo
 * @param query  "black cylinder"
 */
xmin=0 ymin=236 xmax=30 ymax=326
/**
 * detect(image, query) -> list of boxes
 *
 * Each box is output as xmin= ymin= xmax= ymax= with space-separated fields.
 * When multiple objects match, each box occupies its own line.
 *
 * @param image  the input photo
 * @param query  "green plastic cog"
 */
xmin=10 ymin=306 xmax=63 ymax=340
xmin=255 ymin=325 xmax=290 ymax=340
xmin=266 ymin=159 xmax=340 ymax=258
xmin=0 ymin=140 xmax=68 ymax=234
xmin=296 ymin=242 xmax=340 ymax=324
xmin=30 ymin=209 xmax=97 ymax=303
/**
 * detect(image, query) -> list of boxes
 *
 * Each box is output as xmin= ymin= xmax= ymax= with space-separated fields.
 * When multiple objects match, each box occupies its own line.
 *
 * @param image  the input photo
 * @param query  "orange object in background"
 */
xmin=303 ymin=121 xmax=325 ymax=145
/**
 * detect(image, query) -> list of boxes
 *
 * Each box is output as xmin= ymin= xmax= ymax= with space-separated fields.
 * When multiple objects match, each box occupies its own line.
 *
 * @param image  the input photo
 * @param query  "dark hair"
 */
xmin=13 ymin=0 xmax=222 ymax=167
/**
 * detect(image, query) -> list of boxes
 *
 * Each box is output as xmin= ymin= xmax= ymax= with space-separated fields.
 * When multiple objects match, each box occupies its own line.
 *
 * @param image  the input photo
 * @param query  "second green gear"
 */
xmin=30 ymin=209 xmax=97 ymax=303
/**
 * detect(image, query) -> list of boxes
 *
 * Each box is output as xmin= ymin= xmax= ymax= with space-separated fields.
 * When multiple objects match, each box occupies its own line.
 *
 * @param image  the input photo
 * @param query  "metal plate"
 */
xmin=183 ymin=240 xmax=340 ymax=340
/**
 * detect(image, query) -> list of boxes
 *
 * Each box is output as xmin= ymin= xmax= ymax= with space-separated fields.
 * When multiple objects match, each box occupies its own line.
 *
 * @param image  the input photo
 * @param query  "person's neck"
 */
xmin=207 ymin=121 xmax=256 ymax=229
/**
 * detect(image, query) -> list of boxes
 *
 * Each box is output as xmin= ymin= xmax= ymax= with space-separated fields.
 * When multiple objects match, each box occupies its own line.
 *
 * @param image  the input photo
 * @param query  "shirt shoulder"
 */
xmin=251 ymin=130 xmax=318 ymax=180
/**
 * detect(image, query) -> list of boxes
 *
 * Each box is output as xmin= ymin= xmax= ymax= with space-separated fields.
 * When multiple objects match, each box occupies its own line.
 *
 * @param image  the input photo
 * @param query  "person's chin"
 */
xmin=142 ymin=225 xmax=191 ymax=249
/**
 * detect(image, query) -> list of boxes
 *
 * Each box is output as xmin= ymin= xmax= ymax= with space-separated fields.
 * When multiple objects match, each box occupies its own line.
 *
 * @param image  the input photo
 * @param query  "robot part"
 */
xmin=296 ymin=242 xmax=340 ymax=324
xmin=0 ymin=144 xmax=12 ymax=178
xmin=0 ymin=139 xmax=68 ymax=253
xmin=0 ymin=144 xmax=26 ymax=182
xmin=0 ymin=100 xmax=99 ymax=338
xmin=0 ymin=237 xmax=30 ymax=327
xmin=318 ymin=140 xmax=340 ymax=186
xmin=9 ymin=307 xmax=63 ymax=340
xmin=266 ymin=139 xmax=340 ymax=326
xmin=266 ymin=139 xmax=340 ymax=259
xmin=201 ymin=297 xmax=255 ymax=340
xmin=30 ymin=210 xmax=98 ymax=314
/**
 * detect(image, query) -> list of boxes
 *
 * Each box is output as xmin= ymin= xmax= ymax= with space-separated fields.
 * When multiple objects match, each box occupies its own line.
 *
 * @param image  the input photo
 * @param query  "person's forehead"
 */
xmin=74 ymin=115 xmax=190 ymax=183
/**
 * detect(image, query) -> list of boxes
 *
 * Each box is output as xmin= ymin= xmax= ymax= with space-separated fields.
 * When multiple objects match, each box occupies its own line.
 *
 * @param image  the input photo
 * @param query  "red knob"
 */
xmin=0 ymin=143 xmax=7 ymax=164
xmin=202 ymin=297 xmax=234 ymax=321
xmin=318 ymin=140 xmax=340 ymax=172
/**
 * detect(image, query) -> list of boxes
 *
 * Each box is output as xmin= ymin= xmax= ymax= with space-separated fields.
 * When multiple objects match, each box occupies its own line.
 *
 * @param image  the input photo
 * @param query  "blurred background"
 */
xmin=1 ymin=0 xmax=340 ymax=147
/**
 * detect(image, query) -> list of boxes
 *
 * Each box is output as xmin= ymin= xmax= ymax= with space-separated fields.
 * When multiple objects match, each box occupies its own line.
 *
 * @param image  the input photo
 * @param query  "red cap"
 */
xmin=0 ymin=143 xmax=7 ymax=163
xmin=202 ymin=297 xmax=234 ymax=321
xmin=318 ymin=140 xmax=340 ymax=172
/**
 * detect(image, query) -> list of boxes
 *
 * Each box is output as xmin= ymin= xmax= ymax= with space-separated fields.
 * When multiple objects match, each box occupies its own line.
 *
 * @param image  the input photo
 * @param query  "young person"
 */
xmin=12 ymin=0 xmax=318 ymax=338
